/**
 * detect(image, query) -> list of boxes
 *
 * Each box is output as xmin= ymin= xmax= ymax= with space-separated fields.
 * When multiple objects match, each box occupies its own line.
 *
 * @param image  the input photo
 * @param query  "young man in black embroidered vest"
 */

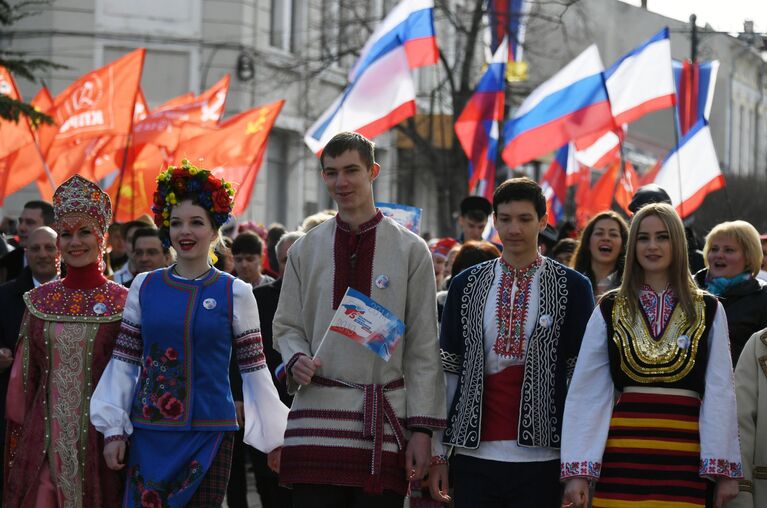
xmin=429 ymin=177 xmax=595 ymax=507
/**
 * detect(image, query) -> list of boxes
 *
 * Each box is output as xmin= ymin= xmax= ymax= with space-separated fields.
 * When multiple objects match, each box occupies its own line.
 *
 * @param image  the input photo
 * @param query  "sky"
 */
xmin=619 ymin=0 xmax=767 ymax=34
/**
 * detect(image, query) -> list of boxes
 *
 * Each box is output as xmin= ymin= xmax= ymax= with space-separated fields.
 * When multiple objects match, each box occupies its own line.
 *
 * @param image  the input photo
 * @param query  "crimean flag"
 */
xmin=304 ymin=0 xmax=438 ymax=155
xmin=456 ymin=37 xmax=507 ymax=200
xmin=604 ymin=28 xmax=675 ymax=127
xmin=173 ymin=100 xmax=285 ymax=216
xmin=652 ymin=120 xmax=723 ymax=218
xmin=41 ymin=49 xmax=145 ymax=193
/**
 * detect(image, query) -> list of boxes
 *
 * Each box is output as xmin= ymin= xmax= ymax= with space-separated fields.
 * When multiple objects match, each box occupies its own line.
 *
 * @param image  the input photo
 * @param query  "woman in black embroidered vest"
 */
xmin=560 ymin=203 xmax=742 ymax=508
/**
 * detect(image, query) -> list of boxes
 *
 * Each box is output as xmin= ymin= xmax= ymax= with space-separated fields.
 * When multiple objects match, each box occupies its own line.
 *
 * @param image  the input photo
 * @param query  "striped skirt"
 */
xmin=592 ymin=388 xmax=707 ymax=508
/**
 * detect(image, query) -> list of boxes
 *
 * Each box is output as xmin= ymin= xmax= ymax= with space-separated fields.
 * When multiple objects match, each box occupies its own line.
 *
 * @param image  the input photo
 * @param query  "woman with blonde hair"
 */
xmin=695 ymin=220 xmax=767 ymax=365
xmin=560 ymin=203 xmax=741 ymax=508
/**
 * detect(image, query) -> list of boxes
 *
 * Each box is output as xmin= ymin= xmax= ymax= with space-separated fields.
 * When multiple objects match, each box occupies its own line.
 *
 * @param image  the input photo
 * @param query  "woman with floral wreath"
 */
xmin=90 ymin=160 xmax=288 ymax=507
xmin=560 ymin=203 xmax=741 ymax=508
xmin=5 ymin=175 xmax=127 ymax=507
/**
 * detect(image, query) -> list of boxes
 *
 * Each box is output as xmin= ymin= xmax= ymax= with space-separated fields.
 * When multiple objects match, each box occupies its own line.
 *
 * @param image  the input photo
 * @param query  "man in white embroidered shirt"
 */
xmin=429 ymin=177 xmax=595 ymax=507
xmin=273 ymin=131 xmax=446 ymax=507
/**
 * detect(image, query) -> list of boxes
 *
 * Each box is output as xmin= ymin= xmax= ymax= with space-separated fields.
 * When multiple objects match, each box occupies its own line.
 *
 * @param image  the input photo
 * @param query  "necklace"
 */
xmin=172 ymin=264 xmax=212 ymax=280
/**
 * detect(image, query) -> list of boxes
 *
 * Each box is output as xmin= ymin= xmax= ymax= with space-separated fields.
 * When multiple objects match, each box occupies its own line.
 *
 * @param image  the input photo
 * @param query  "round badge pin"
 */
xmin=93 ymin=302 xmax=107 ymax=315
xmin=375 ymin=274 xmax=390 ymax=289
xmin=203 ymin=298 xmax=217 ymax=310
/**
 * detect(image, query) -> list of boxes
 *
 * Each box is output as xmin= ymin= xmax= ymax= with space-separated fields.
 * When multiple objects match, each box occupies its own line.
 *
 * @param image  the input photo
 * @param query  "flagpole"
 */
xmin=611 ymin=137 xmax=626 ymax=213
xmin=33 ymin=141 xmax=56 ymax=192
xmin=113 ymin=96 xmax=140 ymax=221
xmin=671 ymin=104 xmax=685 ymax=218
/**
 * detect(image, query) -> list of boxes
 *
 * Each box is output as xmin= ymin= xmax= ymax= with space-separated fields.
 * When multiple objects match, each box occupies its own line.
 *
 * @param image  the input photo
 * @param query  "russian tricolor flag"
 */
xmin=573 ymin=29 xmax=674 ymax=170
xmin=540 ymin=144 xmax=573 ymax=226
xmin=501 ymin=45 xmax=612 ymax=168
xmin=304 ymin=0 xmax=438 ymax=154
xmin=455 ymin=37 xmax=507 ymax=199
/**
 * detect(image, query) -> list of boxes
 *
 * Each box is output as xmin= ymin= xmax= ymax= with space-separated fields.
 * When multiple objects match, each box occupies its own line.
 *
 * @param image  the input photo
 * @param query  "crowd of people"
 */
xmin=0 ymin=131 xmax=765 ymax=507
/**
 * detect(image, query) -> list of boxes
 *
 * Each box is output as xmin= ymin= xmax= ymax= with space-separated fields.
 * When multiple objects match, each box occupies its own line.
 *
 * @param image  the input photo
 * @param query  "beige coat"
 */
xmin=728 ymin=329 xmax=767 ymax=508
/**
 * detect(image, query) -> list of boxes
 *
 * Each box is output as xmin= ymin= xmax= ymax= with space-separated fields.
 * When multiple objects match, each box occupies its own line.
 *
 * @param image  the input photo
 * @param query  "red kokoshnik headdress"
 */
xmin=52 ymin=175 xmax=113 ymax=238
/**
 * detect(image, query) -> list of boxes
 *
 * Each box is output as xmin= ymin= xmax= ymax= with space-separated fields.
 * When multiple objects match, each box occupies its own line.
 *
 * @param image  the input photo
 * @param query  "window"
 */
xmin=265 ymin=131 xmax=289 ymax=225
xmin=270 ymin=0 xmax=300 ymax=52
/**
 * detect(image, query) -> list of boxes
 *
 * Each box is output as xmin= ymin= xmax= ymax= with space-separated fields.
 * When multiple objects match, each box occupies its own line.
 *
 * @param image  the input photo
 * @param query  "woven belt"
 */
xmin=312 ymin=375 xmax=406 ymax=490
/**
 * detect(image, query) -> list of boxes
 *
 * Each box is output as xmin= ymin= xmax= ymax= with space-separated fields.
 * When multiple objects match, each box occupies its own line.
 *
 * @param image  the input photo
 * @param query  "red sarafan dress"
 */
xmin=4 ymin=263 xmax=127 ymax=508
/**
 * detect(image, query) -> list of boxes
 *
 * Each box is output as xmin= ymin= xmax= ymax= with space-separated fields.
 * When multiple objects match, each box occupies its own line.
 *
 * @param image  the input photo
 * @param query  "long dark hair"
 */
xmin=572 ymin=211 xmax=629 ymax=288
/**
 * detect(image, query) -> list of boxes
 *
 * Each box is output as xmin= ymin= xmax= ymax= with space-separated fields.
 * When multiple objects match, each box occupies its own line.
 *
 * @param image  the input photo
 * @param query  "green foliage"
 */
xmin=0 ymin=0 xmax=64 ymax=125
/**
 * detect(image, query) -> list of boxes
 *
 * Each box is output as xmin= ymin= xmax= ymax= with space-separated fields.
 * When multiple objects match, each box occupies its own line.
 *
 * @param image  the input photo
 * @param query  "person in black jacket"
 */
xmin=695 ymin=220 xmax=767 ymax=365
xmin=0 ymin=200 xmax=54 ymax=282
xmin=0 ymin=226 xmax=58 ymax=494
xmin=227 ymin=231 xmax=302 ymax=508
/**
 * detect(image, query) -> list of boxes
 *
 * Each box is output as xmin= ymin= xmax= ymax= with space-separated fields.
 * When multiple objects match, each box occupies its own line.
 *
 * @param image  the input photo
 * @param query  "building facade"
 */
xmin=2 ymin=0 xmax=765 ymax=235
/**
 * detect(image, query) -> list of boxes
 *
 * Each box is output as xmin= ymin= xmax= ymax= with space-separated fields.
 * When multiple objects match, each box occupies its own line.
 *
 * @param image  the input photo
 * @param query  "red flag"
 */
xmin=107 ymin=143 xmax=172 ymax=222
xmin=573 ymin=167 xmax=592 ymax=228
xmin=638 ymin=159 xmax=661 ymax=186
xmin=1 ymin=87 xmax=55 ymax=202
xmin=131 ymin=75 xmax=230 ymax=150
xmin=678 ymin=60 xmax=699 ymax=136
xmin=41 ymin=49 xmax=145 ymax=192
xmin=88 ymin=89 xmax=151 ymax=180
xmin=174 ymin=100 xmax=284 ymax=215
xmin=615 ymin=161 xmax=639 ymax=215
xmin=0 ymin=67 xmax=36 ymax=158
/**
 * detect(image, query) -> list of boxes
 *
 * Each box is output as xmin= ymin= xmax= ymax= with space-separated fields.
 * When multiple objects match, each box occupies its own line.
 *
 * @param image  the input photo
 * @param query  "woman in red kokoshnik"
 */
xmin=90 ymin=160 xmax=287 ymax=507
xmin=5 ymin=175 xmax=127 ymax=507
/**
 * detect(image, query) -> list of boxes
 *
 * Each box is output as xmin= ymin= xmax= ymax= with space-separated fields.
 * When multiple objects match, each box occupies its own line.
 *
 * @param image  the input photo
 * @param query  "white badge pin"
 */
xmin=539 ymin=314 xmax=553 ymax=328
xmin=203 ymin=298 xmax=217 ymax=310
xmin=677 ymin=335 xmax=690 ymax=350
xmin=375 ymin=274 xmax=390 ymax=289
xmin=93 ymin=302 xmax=107 ymax=315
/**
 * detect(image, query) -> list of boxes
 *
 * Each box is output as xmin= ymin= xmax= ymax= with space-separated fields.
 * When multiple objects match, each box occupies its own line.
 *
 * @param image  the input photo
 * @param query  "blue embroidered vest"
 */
xmin=130 ymin=268 xmax=238 ymax=431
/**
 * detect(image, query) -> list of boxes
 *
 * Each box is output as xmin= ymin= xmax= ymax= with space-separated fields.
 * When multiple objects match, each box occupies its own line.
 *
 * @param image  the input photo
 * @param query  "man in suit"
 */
xmin=0 ymin=201 xmax=55 ymax=283
xmin=0 ymin=226 xmax=58 ymax=493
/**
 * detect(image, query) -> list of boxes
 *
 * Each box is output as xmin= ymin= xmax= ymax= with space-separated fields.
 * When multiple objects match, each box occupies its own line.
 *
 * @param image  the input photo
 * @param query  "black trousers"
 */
xmin=225 ymin=428 xmax=292 ymax=508
xmin=291 ymin=484 xmax=404 ymax=508
xmin=452 ymin=455 xmax=562 ymax=508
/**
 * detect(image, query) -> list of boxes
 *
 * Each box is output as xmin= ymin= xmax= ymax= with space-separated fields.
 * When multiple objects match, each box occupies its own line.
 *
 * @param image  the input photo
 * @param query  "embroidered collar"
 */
xmin=638 ymin=284 xmax=677 ymax=339
xmin=335 ymin=210 xmax=384 ymax=234
xmin=25 ymin=279 xmax=127 ymax=322
xmin=494 ymin=255 xmax=543 ymax=359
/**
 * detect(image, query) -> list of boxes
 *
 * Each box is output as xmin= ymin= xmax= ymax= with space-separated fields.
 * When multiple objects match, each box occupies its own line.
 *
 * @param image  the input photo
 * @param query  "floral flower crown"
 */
xmin=152 ymin=159 xmax=235 ymax=232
